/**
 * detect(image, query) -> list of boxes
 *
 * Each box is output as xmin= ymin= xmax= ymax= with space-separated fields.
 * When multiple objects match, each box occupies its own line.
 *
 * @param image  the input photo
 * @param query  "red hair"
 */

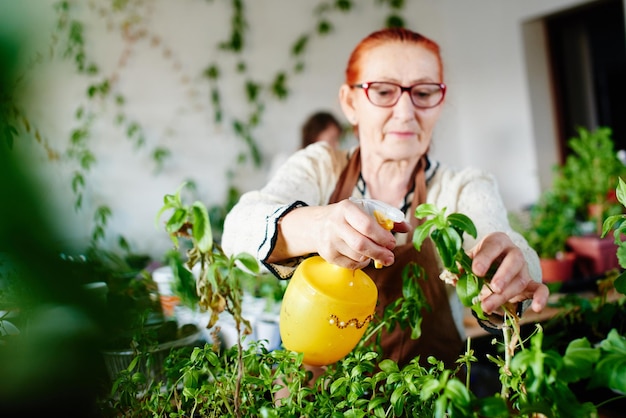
xmin=344 ymin=28 xmax=443 ymax=85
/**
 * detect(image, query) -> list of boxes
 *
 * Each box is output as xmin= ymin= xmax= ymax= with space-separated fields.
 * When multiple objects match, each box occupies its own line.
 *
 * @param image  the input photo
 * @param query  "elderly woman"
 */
xmin=222 ymin=27 xmax=548 ymax=368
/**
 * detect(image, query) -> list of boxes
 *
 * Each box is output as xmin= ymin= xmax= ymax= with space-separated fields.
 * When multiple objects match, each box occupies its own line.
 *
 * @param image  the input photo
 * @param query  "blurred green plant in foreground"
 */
xmin=0 ymin=18 xmax=111 ymax=417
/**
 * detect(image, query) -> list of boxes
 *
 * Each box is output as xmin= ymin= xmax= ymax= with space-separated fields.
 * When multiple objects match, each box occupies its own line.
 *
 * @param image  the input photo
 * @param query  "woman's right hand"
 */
xmin=270 ymin=199 xmax=409 ymax=270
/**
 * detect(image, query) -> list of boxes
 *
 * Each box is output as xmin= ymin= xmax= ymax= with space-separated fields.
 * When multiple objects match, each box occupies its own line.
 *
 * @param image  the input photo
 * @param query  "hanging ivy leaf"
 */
xmin=71 ymin=172 xmax=84 ymax=193
xmin=70 ymin=128 xmax=88 ymax=145
xmin=203 ymin=65 xmax=220 ymax=80
xmin=385 ymin=14 xmax=405 ymax=28
xmin=94 ymin=205 xmax=112 ymax=225
xmin=80 ymin=150 xmax=96 ymax=170
xmin=291 ymin=35 xmax=309 ymax=56
xmin=317 ymin=20 xmax=332 ymax=35
xmin=245 ymin=80 xmax=260 ymax=102
xmin=271 ymin=72 xmax=288 ymax=100
xmin=152 ymin=147 xmax=170 ymax=170
xmin=335 ymin=0 xmax=352 ymax=12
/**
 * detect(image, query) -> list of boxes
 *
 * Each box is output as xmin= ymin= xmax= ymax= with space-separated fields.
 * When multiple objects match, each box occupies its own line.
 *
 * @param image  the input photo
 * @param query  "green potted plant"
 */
xmin=516 ymin=190 xmax=578 ymax=283
xmin=552 ymin=126 xmax=626 ymax=277
xmin=76 ymin=248 xmax=202 ymax=387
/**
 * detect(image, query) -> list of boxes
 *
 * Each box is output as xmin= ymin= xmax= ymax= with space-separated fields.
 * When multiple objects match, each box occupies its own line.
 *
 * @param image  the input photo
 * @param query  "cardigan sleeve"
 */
xmin=221 ymin=143 xmax=349 ymax=277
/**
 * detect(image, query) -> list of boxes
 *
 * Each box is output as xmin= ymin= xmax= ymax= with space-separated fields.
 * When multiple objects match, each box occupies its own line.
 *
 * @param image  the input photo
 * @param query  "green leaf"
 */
xmin=156 ymin=183 xmax=187 ymax=226
xmin=271 ymin=72 xmax=288 ymax=99
xmin=614 ymin=271 xmax=626 ymax=294
xmin=234 ymin=252 xmax=260 ymax=274
xmin=559 ymin=337 xmax=599 ymax=382
xmin=367 ymin=397 xmax=387 ymax=413
xmin=94 ymin=205 xmax=112 ymax=224
xmin=616 ymin=177 xmax=626 ymax=206
xmin=385 ymin=14 xmax=405 ymax=29
xmin=166 ymin=208 xmax=187 ymax=234
xmin=447 ymin=213 xmax=477 ymax=238
xmin=419 ymin=377 xmax=441 ymax=400
xmin=443 ymin=379 xmax=471 ymax=409
xmin=390 ymin=385 xmax=405 ymax=415
xmin=335 ymin=0 xmax=352 ymax=12
xmin=602 ymin=214 xmax=623 ymax=237
xmin=330 ymin=376 xmax=347 ymax=395
xmin=378 ymin=359 xmax=398 ymax=374
xmin=192 ymin=201 xmax=212 ymax=253
xmin=203 ymin=64 xmax=219 ymax=80
xmin=471 ymin=300 xmax=486 ymax=320
xmin=592 ymin=351 xmax=626 ymax=393
xmin=71 ymin=172 xmax=84 ymax=193
xmin=412 ymin=220 xmax=433 ymax=251
xmin=317 ymin=20 xmax=332 ymax=35
xmin=477 ymin=396 xmax=509 ymax=418
xmin=170 ymin=256 xmax=200 ymax=309
xmin=456 ymin=274 xmax=479 ymax=307
xmin=431 ymin=228 xmax=461 ymax=268
xmin=291 ymin=35 xmax=308 ymax=56
xmin=414 ymin=203 xmax=442 ymax=219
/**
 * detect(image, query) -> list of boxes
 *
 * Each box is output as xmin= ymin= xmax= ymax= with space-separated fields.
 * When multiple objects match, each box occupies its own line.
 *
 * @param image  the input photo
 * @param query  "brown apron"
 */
xmin=328 ymin=148 xmax=463 ymax=369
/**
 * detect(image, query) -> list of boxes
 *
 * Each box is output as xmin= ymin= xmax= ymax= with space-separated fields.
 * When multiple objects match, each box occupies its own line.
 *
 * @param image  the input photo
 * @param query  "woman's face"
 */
xmin=340 ymin=42 xmax=444 ymax=163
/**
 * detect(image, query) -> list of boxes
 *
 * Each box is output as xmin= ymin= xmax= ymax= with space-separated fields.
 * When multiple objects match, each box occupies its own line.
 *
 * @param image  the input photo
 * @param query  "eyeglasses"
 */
xmin=351 ymin=81 xmax=446 ymax=109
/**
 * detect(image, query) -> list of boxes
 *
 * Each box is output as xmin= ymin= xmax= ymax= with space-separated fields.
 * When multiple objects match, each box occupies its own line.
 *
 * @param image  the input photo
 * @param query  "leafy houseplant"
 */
xmin=553 ymin=126 xmax=626 ymax=235
xmin=550 ymin=126 xmax=625 ymax=277
xmin=97 ymin=184 xmax=626 ymax=417
xmin=522 ymin=191 xmax=577 ymax=260
xmin=514 ymin=190 xmax=578 ymax=282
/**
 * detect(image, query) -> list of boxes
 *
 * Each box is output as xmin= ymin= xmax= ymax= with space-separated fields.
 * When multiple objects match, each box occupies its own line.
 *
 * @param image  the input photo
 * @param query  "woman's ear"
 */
xmin=339 ymin=84 xmax=357 ymax=125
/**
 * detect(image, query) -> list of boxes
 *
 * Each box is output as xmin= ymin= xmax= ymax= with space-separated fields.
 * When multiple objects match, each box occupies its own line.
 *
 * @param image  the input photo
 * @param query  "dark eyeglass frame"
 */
xmin=350 ymin=81 xmax=447 ymax=109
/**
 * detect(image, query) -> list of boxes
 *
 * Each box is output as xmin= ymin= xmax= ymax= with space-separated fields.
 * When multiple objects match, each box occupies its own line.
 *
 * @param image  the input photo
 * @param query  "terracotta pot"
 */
xmin=566 ymin=235 xmax=620 ymax=278
xmin=540 ymin=253 xmax=576 ymax=283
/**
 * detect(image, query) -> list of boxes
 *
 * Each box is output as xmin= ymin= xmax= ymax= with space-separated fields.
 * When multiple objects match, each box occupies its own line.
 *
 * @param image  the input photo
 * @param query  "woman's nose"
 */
xmin=392 ymin=90 xmax=416 ymax=119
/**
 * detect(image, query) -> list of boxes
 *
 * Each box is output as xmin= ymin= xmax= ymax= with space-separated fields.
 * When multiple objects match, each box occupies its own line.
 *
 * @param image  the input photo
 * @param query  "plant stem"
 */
xmin=501 ymin=319 xmax=511 ymax=399
xmin=465 ymin=338 xmax=472 ymax=389
xmin=235 ymin=322 xmax=243 ymax=418
xmin=361 ymin=319 xmax=385 ymax=343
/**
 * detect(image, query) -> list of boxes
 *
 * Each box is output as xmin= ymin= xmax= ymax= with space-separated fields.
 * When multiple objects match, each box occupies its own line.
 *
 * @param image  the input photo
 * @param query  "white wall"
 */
xmin=2 ymin=0 xmax=605 ymax=260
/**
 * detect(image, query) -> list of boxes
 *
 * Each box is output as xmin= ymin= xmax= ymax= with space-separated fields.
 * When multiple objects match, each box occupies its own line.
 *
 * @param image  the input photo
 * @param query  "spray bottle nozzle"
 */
xmin=349 ymin=198 xmax=405 ymax=268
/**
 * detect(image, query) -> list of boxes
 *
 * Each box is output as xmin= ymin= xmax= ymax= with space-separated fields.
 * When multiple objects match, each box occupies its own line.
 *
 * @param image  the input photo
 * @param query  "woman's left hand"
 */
xmin=468 ymin=232 xmax=549 ymax=314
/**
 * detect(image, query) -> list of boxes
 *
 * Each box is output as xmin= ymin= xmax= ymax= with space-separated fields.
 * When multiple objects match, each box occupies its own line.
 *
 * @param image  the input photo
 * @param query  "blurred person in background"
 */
xmin=268 ymin=111 xmax=344 ymax=180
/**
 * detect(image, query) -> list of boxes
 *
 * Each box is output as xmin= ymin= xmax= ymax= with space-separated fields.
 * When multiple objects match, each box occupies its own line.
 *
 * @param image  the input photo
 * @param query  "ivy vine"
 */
xmin=3 ymin=0 xmax=407 ymax=254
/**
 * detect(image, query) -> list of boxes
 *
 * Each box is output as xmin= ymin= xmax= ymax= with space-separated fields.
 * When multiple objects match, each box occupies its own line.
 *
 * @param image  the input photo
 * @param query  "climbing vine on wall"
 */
xmin=2 ymin=0 xmax=406 ymax=252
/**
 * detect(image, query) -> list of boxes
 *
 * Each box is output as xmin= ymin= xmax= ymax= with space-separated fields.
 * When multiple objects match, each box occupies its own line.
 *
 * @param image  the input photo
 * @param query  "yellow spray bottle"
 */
xmin=279 ymin=198 xmax=404 ymax=366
